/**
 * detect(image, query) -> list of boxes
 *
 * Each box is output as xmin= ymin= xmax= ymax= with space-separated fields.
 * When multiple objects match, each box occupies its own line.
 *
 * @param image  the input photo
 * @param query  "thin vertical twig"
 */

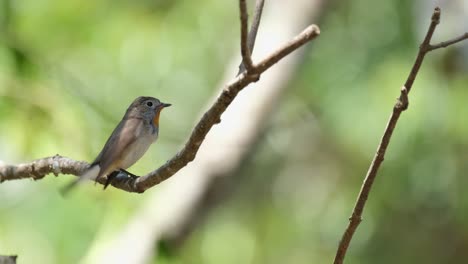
xmin=238 ymin=0 xmax=265 ymax=75
xmin=247 ymin=0 xmax=265 ymax=53
xmin=239 ymin=0 xmax=255 ymax=73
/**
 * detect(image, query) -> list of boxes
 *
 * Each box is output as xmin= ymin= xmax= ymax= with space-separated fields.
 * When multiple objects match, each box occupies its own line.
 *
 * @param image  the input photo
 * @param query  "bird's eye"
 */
xmin=146 ymin=101 xmax=153 ymax=107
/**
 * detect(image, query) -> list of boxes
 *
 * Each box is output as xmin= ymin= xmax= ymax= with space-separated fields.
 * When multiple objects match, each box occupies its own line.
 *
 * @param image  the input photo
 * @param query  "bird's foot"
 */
xmin=103 ymin=169 xmax=138 ymax=190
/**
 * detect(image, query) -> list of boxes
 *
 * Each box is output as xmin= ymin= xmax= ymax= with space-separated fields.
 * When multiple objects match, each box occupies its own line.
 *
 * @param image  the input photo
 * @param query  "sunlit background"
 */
xmin=1 ymin=0 xmax=468 ymax=263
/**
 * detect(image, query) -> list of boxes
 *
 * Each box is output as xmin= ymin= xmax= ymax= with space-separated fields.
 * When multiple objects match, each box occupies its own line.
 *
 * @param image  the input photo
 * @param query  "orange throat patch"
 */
xmin=153 ymin=109 xmax=162 ymax=126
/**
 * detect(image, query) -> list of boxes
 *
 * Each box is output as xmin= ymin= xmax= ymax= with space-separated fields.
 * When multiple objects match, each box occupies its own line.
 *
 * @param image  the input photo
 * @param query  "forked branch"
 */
xmin=333 ymin=7 xmax=468 ymax=264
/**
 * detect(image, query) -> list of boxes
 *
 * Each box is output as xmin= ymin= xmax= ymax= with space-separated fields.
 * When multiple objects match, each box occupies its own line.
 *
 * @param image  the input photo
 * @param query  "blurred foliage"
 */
xmin=1 ymin=0 xmax=468 ymax=263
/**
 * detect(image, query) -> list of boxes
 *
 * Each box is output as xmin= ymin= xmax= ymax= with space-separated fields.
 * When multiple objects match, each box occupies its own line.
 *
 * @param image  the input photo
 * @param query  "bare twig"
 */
xmin=239 ymin=0 xmax=254 ymax=73
xmin=0 ymin=3 xmax=320 ymax=193
xmin=427 ymin=32 xmax=468 ymax=51
xmin=238 ymin=0 xmax=265 ymax=74
xmin=247 ymin=0 xmax=265 ymax=54
xmin=255 ymin=25 xmax=319 ymax=73
xmin=333 ymin=7 xmax=468 ymax=264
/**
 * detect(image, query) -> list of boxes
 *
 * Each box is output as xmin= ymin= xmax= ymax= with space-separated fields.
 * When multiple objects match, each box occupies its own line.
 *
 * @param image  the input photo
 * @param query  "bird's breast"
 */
xmin=119 ymin=126 xmax=158 ymax=169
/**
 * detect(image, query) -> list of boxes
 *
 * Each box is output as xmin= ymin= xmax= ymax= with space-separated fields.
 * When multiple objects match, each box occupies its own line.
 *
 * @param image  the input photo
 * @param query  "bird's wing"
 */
xmin=94 ymin=118 xmax=142 ymax=178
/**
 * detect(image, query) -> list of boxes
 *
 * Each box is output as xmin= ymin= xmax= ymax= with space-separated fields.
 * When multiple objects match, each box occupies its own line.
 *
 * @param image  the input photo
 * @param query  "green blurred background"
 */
xmin=1 ymin=0 xmax=468 ymax=263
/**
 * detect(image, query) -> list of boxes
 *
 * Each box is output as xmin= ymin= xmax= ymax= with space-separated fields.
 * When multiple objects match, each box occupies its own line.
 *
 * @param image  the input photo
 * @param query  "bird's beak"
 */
xmin=162 ymin=103 xmax=171 ymax=108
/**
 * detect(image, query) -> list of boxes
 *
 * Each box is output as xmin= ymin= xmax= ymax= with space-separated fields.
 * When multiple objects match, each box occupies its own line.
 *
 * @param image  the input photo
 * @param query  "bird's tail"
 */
xmin=60 ymin=164 xmax=101 ymax=196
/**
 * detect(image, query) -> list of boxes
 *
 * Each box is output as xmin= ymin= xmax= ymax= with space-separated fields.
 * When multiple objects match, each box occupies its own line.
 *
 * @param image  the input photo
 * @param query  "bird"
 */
xmin=62 ymin=96 xmax=171 ymax=194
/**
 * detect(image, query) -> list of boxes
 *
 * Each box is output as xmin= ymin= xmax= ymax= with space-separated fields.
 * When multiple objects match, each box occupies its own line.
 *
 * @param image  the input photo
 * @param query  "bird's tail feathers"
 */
xmin=60 ymin=164 xmax=101 ymax=196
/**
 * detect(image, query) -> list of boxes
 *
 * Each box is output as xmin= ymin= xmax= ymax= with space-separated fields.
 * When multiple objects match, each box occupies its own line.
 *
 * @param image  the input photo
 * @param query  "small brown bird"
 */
xmin=62 ymin=96 xmax=171 ymax=193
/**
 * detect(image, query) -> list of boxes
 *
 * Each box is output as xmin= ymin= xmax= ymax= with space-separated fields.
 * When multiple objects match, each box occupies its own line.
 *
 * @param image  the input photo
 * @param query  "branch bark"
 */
xmin=0 ymin=3 xmax=320 ymax=193
xmin=333 ymin=7 xmax=468 ymax=264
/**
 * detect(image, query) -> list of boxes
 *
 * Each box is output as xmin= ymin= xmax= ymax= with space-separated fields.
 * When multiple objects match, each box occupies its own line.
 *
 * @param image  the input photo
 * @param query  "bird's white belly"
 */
xmin=119 ymin=132 xmax=158 ymax=169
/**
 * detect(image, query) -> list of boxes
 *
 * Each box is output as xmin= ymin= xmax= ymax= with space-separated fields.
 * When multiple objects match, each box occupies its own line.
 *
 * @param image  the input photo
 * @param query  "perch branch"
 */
xmin=0 ymin=4 xmax=320 ymax=193
xmin=333 ymin=7 xmax=468 ymax=264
